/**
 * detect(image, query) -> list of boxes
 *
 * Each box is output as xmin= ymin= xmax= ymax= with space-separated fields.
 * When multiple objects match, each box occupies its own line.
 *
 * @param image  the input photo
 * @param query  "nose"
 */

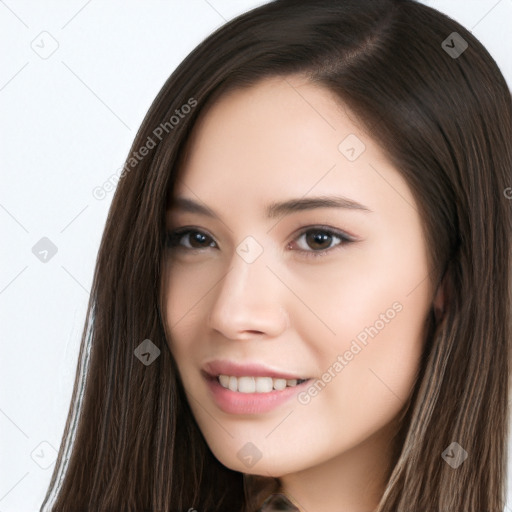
xmin=207 ymin=249 xmax=289 ymax=340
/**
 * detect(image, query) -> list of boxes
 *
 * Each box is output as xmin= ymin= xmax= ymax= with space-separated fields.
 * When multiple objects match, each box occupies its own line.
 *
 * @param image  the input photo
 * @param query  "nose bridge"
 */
xmin=225 ymin=246 xmax=270 ymax=300
xmin=207 ymin=241 xmax=288 ymax=337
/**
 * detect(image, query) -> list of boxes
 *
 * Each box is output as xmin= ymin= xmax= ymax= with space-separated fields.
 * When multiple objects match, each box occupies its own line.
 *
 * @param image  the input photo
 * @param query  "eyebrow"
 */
xmin=168 ymin=195 xmax=372 ymax=220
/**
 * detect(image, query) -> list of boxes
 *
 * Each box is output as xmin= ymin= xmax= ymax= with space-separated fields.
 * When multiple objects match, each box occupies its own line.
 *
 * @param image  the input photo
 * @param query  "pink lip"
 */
xmin=202 ymin=359 xmax=308 ymax=380
xmin=203 ymin=373 xmax=312 ymax=415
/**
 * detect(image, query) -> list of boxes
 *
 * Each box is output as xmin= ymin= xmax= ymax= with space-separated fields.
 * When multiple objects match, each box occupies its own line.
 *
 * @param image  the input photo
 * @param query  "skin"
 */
xmin=161 ymin=74 xmax=444 ymax=512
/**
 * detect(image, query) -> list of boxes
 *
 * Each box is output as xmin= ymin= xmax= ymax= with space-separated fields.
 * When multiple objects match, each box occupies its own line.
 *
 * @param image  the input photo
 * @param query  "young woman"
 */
xmin=41 ymin=1 xmax=512 ymax=511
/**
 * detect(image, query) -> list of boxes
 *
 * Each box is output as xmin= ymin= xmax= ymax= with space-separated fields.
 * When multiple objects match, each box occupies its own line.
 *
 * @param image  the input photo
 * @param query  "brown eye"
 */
xmin=291 ymin=226 xmax=354 ymax=259
xmin=304 ymin=230 xmax=335 ymax=251
xmin=166 ymin=229 xmax=216 ymax=250
xmin=165 ymin=225 xmax=355 ymax=258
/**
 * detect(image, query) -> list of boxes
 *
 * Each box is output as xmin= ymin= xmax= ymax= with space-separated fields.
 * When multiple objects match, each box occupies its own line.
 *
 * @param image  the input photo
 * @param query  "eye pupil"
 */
xmin=190 ymin=232 xmax=209 ymax=248
xmin=306 ymin=231 xmax=332 ymax=250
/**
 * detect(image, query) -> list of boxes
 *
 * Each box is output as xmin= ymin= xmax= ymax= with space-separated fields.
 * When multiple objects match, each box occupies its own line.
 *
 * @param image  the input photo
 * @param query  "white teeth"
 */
xmin=238 ymin=376 xmax=256 ymax=393
xmin=255 ymin=377 xmax=273 ymax=393
xmin=228 ymin=376 xmax=237 ymax=392
xmin=219 ymin=375 xmax=230 ymax=388
xmin=273 ymin=378 xmax=287 ymax=391
xmin=217 ymin=375 xmax=306 ymax=393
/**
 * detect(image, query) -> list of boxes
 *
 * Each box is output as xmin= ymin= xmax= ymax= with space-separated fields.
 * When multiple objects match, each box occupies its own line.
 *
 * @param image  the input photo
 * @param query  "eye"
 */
xmin=165 ymin=225 xmax=355 ymax=258
xmin=289 ymin=225 xmax=354 ymax=259
xmin=166 ymin=227 xmax=216 ymax=250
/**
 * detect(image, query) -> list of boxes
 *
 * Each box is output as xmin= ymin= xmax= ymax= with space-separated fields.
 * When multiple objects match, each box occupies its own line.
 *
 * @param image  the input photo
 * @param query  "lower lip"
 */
xmin=203 ymin=374 xmax=312 ymax=415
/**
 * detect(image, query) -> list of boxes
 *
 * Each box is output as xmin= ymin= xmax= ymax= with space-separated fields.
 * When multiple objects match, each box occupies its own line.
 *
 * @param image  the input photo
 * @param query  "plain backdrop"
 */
xmin=1 ymin=1 xmax=511 ymax=511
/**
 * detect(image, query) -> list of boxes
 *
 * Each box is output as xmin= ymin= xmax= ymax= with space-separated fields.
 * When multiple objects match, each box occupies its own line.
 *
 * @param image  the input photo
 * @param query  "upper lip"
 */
xmin=202 ymin=359 xmax=309 ymax=380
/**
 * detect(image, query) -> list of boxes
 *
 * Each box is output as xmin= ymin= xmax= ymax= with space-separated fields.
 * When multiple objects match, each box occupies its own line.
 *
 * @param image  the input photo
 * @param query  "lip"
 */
xmin=203 ymin=372 xmax=312 ymax=415
xmin=202 ymin=359 xmax=308 ymax=380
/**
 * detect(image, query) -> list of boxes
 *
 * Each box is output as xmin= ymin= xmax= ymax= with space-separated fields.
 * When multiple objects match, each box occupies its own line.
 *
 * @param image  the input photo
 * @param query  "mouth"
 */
xmin=208 ymin=373 xmax=310 ymax=393
xmin=200 ymin=359 xmax=313 ymax=413
xmin=202 ymin=372 xmax=313 ymax=415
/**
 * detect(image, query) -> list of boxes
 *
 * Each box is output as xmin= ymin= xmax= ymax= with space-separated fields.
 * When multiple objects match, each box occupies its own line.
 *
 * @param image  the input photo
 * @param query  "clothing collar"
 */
xmin=243 ymin=474 xmax=300 ymax=511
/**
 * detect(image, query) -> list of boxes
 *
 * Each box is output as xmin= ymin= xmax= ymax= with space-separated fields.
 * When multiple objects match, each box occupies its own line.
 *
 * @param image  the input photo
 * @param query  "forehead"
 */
xmin=175 ymin=76 xmax=363 ymax=187
xmin=169 ymin=75 xmax=417 ymax=230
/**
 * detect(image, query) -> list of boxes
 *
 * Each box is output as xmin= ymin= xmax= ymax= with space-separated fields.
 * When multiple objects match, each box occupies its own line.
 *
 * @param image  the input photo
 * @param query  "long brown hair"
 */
xmin=41 ymin=1 xmax=512 ymax=511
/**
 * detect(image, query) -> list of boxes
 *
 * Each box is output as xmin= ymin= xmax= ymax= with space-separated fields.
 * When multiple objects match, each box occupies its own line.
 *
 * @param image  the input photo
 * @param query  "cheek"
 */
xmin=161 ymin=260 xmax=211 ymax=346
xmin=297 ymin=246 xmax=431 ymax=428
xmin=289 ymin=241 xmax=430 ymax=361
xmin=331 ymin=309 xmax=425 ymax=410
xmin=302 ymin=277 xmax=430 ymax=448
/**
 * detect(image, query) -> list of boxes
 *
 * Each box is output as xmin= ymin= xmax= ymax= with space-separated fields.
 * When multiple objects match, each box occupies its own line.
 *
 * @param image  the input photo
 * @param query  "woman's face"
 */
xmin=162 ymin=75 xmax=436 ymax=481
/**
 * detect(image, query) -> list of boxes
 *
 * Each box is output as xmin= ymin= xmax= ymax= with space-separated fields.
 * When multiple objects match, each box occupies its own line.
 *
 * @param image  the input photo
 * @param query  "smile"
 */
xmin=203 ymin=373 xmax=312 ymax=414
xmin=217 ymin=375 xmax=308 ymax=393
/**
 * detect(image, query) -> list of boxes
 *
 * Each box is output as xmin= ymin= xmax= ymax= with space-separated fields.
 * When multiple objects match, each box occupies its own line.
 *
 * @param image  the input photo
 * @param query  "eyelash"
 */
xmin=165 ymin=225 xmax=355 ymax=259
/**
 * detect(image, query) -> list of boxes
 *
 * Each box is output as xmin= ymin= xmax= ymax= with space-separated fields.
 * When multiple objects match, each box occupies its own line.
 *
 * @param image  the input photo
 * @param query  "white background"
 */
xmin=1 ymin=1 xmax=511 ymax=511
